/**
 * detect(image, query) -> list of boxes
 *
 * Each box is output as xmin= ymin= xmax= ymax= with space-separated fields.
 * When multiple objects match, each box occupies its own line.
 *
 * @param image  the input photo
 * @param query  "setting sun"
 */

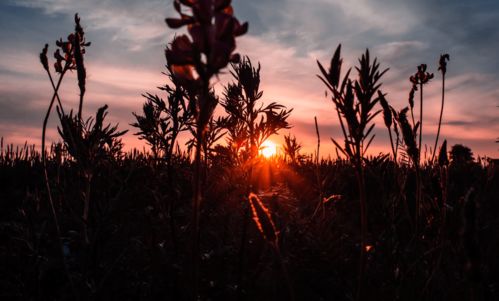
xmin=260 ymin=140 xmax=277 ymax=158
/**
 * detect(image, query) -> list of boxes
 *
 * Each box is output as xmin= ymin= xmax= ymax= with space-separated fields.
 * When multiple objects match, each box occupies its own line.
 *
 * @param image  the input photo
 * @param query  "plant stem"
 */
xmin=236 ymin=201 xmax=250 ymax=300
xmin=356 ymin=162 xmax=367 ymax=301
xmin=41 ymin=68 xmax=78 ymax=299
xmin=82 ymin=173 xmax=92 ymax=244
xmin=388 ymin=127 xmax=397 ymax=162
xmin=431 ymin=74 xmax=445 ymax=163
xmin=313 ymin=116 xmax=324 ymax=218
xmin=418 ymin=83 xmax=424 ymax=164
xmin=192 ymin=125 xmax=203 ymax=301
xmin=46 ymin=70 xmax=65 ymax=116
xmin=42 ymin=69 xmax=66 ymax=166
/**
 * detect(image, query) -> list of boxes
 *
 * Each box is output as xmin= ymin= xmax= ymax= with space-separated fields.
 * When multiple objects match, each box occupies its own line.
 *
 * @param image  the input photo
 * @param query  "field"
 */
xmin=1 ymin=1 xmax=499 ymax=300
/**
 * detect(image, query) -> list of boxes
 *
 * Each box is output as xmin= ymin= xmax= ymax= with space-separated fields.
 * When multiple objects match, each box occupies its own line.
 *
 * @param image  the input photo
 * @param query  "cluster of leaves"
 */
xmin=220 ymin=57 xmax=292 ymax=163
xmin=283 ymin=134 xmax=302 ymax=164
xmin=58 ymin=105 xmax=127 ymax=172
xmin=318 ymin=45 xmax=388 ymax=165
xmin=132 ymin=66 xmax=191 ymax=162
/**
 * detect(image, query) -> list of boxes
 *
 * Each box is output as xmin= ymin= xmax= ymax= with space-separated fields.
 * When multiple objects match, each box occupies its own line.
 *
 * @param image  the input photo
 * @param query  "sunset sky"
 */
xmin=1 ymin=0 xmax=498 ymax=158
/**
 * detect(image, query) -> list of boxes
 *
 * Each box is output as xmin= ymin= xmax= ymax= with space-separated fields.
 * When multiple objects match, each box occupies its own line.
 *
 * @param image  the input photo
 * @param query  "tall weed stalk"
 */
xmin=165 ymin=0 xmax=247 ymax=297
xmin=432 ymin=54 xmax=450 ymax=163
xmin=317 ymin=45 xmax=388 ymax=299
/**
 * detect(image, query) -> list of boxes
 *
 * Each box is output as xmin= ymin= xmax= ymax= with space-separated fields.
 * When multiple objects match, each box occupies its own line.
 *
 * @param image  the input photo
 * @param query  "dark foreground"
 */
xmin=1 ymin=146 xmax=499 ymax=301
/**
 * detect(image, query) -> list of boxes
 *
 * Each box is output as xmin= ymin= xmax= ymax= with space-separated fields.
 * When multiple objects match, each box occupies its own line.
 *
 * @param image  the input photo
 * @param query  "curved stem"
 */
xmin=432 ymin=74 xmax=445 ymax=163
xmin=46 ymin=70 xmax=65 ymax=116
xmin=41 ymin=67 xmax=78 ymax=299
xmin=42 ymin=69 xmax=66 ymax=165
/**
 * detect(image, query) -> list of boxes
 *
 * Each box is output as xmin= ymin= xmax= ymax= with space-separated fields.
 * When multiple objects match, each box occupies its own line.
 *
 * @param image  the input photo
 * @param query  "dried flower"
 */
xmin=39 ymin=44 xmax=49 ymax=71
xmin=410 ymin=64 xmax=434 ymax=85
xmin=378 ymin=91 xmax=392 ymax=128
xmin=438 ymin=54 xmax=450 ymax=75
xmin=438 ymin=140 xmax=448 ymax=167
xmin=395 ymin=107 xmax=419 ymax=164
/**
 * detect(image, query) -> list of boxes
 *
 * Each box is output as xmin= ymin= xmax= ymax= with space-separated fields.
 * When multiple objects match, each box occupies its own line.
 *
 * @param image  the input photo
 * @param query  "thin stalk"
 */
xmin=45 ymin=70 xmax=65 ymax=116
xmin=192 ymin=125 xmax=203 ymax=301
xmin=41 ymin=67 xmax=77 ymax=299
xmin=236 ymin=199 xmax=250 ymax=301
xmin=82 ymin=174 xmax=92 ymax=244
xmin=431 ymin=74 xmax=445 ymax=163
xmin=418 ymin=83 xmax=423 ymax=164
xmin=42 ymin=69 xmax=67 ymax=165
xmin=388 ymin=128 xmax=397 ymax=162
xmin=237 ymin=105 xmax=256 ymax=299
xmin=414 ymin=82 xmax=424 ymax=234
xmin=410 ymin=106 xmax=416 ymax=129
xmin=356 ymin=161 xmax=367 ymax=301
xmin=312 ymin=116 xmax=324 ymax=218
xmin=166 ymin=144 xmax=179 ymax=258
xmin=415 ymin=164 xmax=421 ymax=235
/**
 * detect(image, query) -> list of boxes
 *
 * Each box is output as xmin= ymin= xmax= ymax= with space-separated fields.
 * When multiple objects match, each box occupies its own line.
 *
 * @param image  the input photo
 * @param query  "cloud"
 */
xmin=9 ymin=0 xmax=170 ymax=50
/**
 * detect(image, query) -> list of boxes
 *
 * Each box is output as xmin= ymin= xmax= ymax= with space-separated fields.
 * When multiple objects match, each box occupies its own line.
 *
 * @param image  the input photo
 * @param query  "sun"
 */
xmin=260 ymin=140 xmax=277 ymax=158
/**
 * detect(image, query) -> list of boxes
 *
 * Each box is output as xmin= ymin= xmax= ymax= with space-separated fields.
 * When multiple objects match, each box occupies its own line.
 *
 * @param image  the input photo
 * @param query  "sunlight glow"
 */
xmin=260 ymin=140 xmax=277 ymax=158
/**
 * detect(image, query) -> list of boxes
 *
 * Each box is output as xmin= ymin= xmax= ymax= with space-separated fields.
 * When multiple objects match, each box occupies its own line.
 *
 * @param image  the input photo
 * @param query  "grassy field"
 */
xmin=1 ymin=1 xmax=499 ymax=300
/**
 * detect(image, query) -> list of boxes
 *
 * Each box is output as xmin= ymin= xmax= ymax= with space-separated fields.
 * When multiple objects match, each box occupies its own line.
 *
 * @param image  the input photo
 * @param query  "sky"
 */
xmin=0 ymin=0 xmax=498 ymax=158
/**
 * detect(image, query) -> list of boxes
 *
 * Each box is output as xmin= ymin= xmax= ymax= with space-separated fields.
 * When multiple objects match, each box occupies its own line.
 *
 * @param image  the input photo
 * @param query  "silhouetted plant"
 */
xmin=186 ymin=115 xmax=226 ymax=165
xmin=317 ymin=44 xmax=388 ymax=300
xmin=38 ymin=14 xmax=92 ymax=297
xmin=38 ymin=15 xmax=128 ymax=300
xmin=438 ymin=139 xmax=449 ymax=234
xmin=378 ymin=91 xmax=397 ymax=161
xmin=432 ymin=54 xmax=450 ymax=163
xmin=283 ymin=134 xmax=302 ymax=164
xmin=409 ymin=64 xmax=434 ymax=163
xmin=132 ymin=66 xmax=191 ymax=164
xmin=58 ymin=108 xmax=127 ymax=244
xmin=164 ymin=1 xmax=247 ymax=297
xmin=394 ymin=106 xmax=422 ymax=230
xmin=220 ymin=56 xmax=291 ymax=297
xmin=395 ymin=107 xmax=419 ymax=165
xmin=221 ymin=56 xmax=292 ymax=164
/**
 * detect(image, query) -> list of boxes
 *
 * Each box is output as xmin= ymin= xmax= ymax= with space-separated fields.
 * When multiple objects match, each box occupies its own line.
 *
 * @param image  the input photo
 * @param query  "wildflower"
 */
xmin=165 ymin=0 xmax=248 ymax=81
xmin=410 ymin=64 xmax=434 ymax=85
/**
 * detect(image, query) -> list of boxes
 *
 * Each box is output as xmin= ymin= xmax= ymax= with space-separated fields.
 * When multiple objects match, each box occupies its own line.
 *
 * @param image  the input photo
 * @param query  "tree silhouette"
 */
xmin=450 ymin=144 xmax=474 ymax=165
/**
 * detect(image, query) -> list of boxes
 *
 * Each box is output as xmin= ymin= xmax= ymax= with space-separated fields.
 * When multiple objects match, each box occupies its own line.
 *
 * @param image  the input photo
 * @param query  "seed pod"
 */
xmin=438 ymin=140 xmax=448 ymax=167
xmin=40 ymin=44 xmax=49 ymax=71
xmin=378 ymin=91 xmax=392 ymax=128
xmin=248 ymin=192 xmax=278 ymax=243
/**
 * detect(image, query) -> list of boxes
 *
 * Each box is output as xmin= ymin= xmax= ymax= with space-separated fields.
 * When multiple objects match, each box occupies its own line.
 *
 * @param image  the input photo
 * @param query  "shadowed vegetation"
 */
xmin=1 ymin=1 xmax=499 ymax=301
